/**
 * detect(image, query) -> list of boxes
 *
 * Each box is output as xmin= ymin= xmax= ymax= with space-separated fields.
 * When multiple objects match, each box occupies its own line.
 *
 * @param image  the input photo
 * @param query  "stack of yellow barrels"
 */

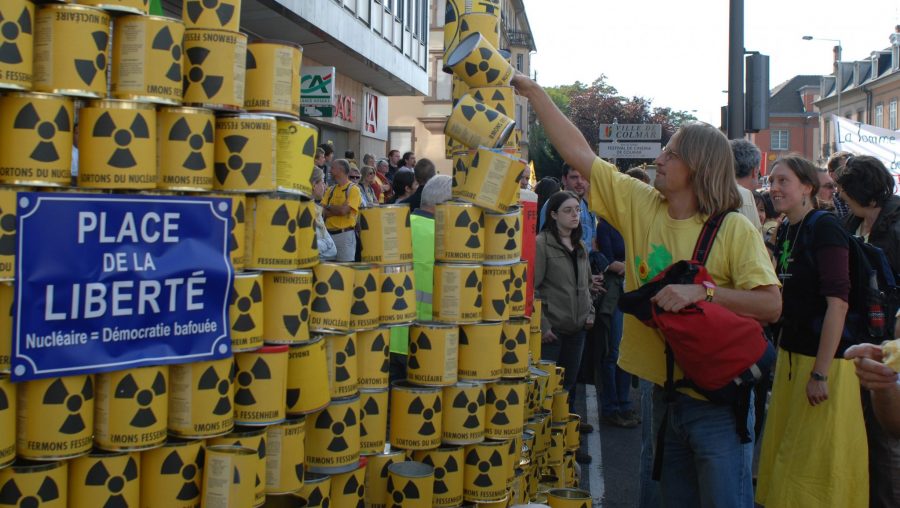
xmin=0 ymin=0 xmax=328 ymax=505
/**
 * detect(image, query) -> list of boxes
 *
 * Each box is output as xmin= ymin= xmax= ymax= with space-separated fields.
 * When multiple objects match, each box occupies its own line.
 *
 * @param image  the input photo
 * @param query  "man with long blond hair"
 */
xmin=511 ymin=74 xmax=781 ymax=507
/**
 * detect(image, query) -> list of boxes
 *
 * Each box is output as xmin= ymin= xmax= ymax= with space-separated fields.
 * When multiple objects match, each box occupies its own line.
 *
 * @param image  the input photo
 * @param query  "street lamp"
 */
xmin=802 ymin=35 xmax=842 ymax=120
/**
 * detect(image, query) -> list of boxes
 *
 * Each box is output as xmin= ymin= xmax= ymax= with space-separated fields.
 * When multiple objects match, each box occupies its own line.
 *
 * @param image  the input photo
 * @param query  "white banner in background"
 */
xmin=833 ymin=116 xmax=900 ymax=175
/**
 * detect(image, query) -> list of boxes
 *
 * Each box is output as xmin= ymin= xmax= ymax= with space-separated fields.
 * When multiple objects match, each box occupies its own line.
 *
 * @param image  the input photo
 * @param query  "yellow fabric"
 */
xmin=756 ymin=349 xmax=868 ymax=507
xmin=323 ymin=182 xmax=362 ymax=230
xmin=588 ymin=157 xmax=779 ymax=392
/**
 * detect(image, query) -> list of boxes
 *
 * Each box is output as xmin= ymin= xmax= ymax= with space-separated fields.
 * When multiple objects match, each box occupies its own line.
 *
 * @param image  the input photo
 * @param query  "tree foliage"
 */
xmin=529 ymin=76 xmax=697 ymax=179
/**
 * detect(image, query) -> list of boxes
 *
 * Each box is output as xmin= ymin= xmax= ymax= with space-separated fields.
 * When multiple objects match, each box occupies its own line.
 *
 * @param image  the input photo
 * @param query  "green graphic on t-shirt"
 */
xmin=635 ymin=243 xmax=673 ymax=284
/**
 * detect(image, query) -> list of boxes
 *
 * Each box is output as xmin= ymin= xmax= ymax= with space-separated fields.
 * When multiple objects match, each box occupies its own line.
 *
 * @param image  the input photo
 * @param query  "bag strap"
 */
xmin=691 ymin=212 xmax=731 ymax=265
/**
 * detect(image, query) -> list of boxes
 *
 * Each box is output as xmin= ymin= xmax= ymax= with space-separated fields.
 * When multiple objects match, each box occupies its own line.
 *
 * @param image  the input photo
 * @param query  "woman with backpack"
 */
xmin=833 ymin=155 xmax=900 ymax=508
xmin=534 ymin=190 xmax=597 ymax=464
xmin=757 ymin=155 xmax=868 ymax=507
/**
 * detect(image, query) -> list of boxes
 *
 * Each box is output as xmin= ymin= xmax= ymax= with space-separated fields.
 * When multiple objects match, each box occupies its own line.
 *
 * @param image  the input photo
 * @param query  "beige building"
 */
xmin=388 ymin=0 xmax=536 ymax=173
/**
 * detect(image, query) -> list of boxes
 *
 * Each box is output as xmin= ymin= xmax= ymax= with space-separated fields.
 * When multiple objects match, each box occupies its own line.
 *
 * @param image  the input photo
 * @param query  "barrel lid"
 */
xmin=205 ymin=444 xmax=256 ymax=456
xmin=159 ymin=106 xmax=215 ymax=116
xmin=387 ymin=461 xmax=434 ymax=478
xmin=445 ymin=33 xmax=484 ymax=68
xmin=85 ymin=99 xmax=156 ymax=111
xmin=258 ymin=344 xmax=289 ymax=354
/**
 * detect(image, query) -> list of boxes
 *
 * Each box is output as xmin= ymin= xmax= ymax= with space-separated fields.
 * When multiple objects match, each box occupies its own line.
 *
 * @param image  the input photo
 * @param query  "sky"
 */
xmin=522 ymin=0 xmax=900 ymax=126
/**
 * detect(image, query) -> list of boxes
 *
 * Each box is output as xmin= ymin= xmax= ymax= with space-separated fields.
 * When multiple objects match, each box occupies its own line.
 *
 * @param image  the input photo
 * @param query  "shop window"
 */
xmin=388 ymin=127 xmax=414 ymax=154
xmin=890 ymin=100 xmax=897 ymax=130
xmin=875 ymin=104 xmax=884 ymax=128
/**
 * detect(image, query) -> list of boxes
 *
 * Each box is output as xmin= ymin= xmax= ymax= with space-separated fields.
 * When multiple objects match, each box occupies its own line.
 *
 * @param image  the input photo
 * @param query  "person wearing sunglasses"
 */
xmin=816 ymin=167 xmax=838 ymax=211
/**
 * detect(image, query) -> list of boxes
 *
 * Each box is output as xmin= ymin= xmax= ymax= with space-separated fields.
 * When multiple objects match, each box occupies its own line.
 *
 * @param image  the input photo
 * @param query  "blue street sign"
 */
xmin=12 ymin=193 xmax=233 ymax=381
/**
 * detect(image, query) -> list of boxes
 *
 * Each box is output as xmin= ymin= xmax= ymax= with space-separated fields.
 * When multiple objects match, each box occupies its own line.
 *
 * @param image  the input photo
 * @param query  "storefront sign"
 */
xmin=362 ymin=87 xmax=388 ymax=140
xmin=336 ymin=94 xmax=356 ymax=122
xmin=301 ymin=66 xmax=336 ymax=117
xmin=12 ymin=193 xmax=233 ymax=381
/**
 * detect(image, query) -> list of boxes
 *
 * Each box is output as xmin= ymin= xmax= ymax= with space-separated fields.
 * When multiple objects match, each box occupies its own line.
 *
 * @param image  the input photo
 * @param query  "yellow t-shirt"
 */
xmin=589 ymin=157 xmax=779 ymax=389
xmin=323 ymin=182 xmax=362 ymax=231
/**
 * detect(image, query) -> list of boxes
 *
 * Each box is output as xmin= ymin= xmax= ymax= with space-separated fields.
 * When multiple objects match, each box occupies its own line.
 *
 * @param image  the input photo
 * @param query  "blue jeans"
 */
xmin=540 ymin=330 xmax=586 ymax=413
xmin=638 ymin=379 xmax=661 ymax=508
xmin=600 ymin=309 xmax=631 ymax=416
xmin=651 ymin=387 xmax=755 ymax=508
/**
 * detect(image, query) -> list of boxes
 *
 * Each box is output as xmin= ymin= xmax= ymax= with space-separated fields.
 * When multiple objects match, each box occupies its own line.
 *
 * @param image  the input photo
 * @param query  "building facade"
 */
xmin=387 ymin=0 xmax=536 ymax=173
xmin=815 ymin=26 xmax=900 ymax=158
xmin=749 ymin=76 xmax=821 ymax=169
xmin=159 ymin=0 xmax=430 ymax=160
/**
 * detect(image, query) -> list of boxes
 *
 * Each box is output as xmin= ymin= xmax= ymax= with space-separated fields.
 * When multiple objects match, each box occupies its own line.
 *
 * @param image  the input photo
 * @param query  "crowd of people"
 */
xmin=512 ymin=71 xmax=900 ymax=508
xmin=311 ymin=80 xmax=900 ymax=505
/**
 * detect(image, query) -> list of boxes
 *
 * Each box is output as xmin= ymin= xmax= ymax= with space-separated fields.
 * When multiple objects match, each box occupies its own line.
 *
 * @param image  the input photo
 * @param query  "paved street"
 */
xmin=574 ymin=383 xmax=644 ymax=507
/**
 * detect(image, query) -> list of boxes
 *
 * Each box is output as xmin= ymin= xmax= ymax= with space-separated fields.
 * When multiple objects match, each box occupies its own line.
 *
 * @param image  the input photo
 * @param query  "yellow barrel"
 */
xmin=502 ymin=318 xmax=530 ymax=378
xmin=295 ymin=470 xmax=330 ymax=507
xmin=214 ymin=114 xmax=276 ymax=192
xmin=0 ymin=0 xmax=33 ymax=91
xmin=305 ymin=395 xmax=360 ymax=474
xmin=485 ymin=380 xmax=526 ymax=440
xmin=522 ymin=429 xmax=535 ymax=465
xmin=0 ymin=459 xmax=67 ymax=506
xmin=530 ymin=299 xmax=543 ymax=330
xmin=78 ymin=100 xmax=157 ymax=189
xmin=506 ymin=435 xmax=521 ymax=484
xmin=230 ymin=271 xmax=264 ymax=352
xmin=386 ymin=461 xmax=434 ymax=508
xmin=68 ymin=450 xmax=139 ymax=508
xmin=379 ymin=263 xmax=417 ymax=325
xmin=484 ymin=208 xmax=522 ymax=265
xmin=0 ymin=187 xmax=16 ymax=280
xmin=349 ymin=263 xmax=380 ymax=330
xmin=527 ymin=367 xmax=550 ymax=418
xmin=310 ymin=262 xmax=354 ymax=331
xmin=548 ymin=424 xmax=566 ymax=464
xmin=389 ymin=381 xmax=443 ymax=451
xmin=94 ymin=365 xmax=168 ymax=451
xmin=451 ymin=149 xmax=469 ymax=188
xmin=209 ymin=426 xmax=268 ymax=507
xmin=285 ymin=336 xmax=330 ymax=415
xmin=245 ymin=194 xmax=305 ymax=270
xmin=359 ymin=388 xmax=388 ymax=455
xmin=0 ymin=92 xmax=73 ymax=186
xmin=296 ymin=199 xmax=319 ymax=268
xmin=441 ymin=381 xmax=485 ymax=445
xmin=233 ymin=345 xmax=288 ymax=426
xmin=364 ymin=450 xmax=405 ymax=508
xmin=535 ymin=360 xmax=559 ymax=395
xmin=443 ymin=0 xmax=462 ymax=57
xmin=182 ymin=0 xmax=241 ymax=32
xmin=359 ymin=204 xmax=413 ymax=265
xmin=408 ymin=322 xmax=459 ymax=386
xmin=509 ymin=467 xmax=527 ymax=505
xmin=111 ymin=15 xmax=184 ymax=104
xmin=158 ymin=107 xmax=216 ymax=191
xmin=0 ymin=375 xmax=14 ymax=468
xmin=444 ymin=12 xmax=500 ymax=62
xmin=445 ymin=93 xmax=514 ymax=151
xmin=529 ymin=331 xmax=543 ymax=367
xmin=244 ymin=41 xmax=302 ymax=118
xmin=264 ymin=416 xmax=305 ymax=494
xmin=329 ymin=460 xmax=367 ymax=507
xmin=324 ymin=331 xmax=358 ymax=399
xmin=275 ymin=119 xmax=317 ymax=197
xmin=463 ymin=439 xmax=509 ymax=501
xmin=446 ymin=33 xmax=514 ymax=89
xmin=139 ymin=437 xmax=205 ymax=508
xmin=564 ymin=414 xmax=581 ymax=451
xmin=183 ymin=29 xmax=246 ymax=110
xmin=547 ymin=487 xmax=590 ymax=507
xmin=16 ymin=375 xmax=94 ymax=460
xmin=33 ymin=4 xmax=109 ymax=98
xmin=168 ymin=356 xmax=234 ymax=438
xmin=454 ymin=147 xmax=524 ymax=213
xmin=470 ymin=85 xmax=515 ymax=118
xmin=262 ymin=270 xmax=313 ymax=344
xmin=412 ymin=446 xmax=464 ymax=507
xmin=482 ymin=264 xmax=511 ymax=322
xmin=551 ymin=391 xmax=568 ymax=425
xmin=201 ymin=445 xmax=256 ymax=508
xmin=471 ymin=0 xmax=502 ymax=15
xmin=451 ymin=75 xmax=470 ymax=110
xmin=526 ymin=412 xmax=550 ymax=458
xmin=357 ymin=327 xmax=390 ymax=389
xmin=435 ymin=201 xmax=484 ymax=263
xmin=433 ymin=263 xmax=482 ymax=324
xmin=205 ymin=192 xmax=247 ymax=270
xmin=458 ymin=321 xmax=503 ymax=381
xmin=510 ymin=261 xmax=528 ymax=317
